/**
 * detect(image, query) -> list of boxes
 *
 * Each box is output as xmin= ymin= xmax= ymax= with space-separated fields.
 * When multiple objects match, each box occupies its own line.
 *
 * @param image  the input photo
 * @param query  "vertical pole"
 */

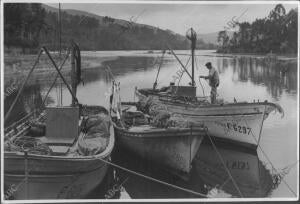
xmin=71 ymin=45 xmax=76 ymax=106
xmin=59 ymin=3 xmax=61 ymax=58
xmin=24 ymin=150 xmax=29 ymax=199
xmin=190 ymin=28 xmax=196 ymax=86
xmin=60 ymin=82 xmax=63 ymax=106
xmin=189 ymin=125 xmax=192 ymax=170
xmin=191 ymin=29 xmax=195 ymax=86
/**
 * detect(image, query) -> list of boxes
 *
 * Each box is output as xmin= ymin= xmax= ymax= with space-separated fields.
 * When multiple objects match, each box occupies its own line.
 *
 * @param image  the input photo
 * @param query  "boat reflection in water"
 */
xmin=193 ymin=139 xmax=273 ymax=198
xmin=112 ymin=138 xmax=274 ymax=199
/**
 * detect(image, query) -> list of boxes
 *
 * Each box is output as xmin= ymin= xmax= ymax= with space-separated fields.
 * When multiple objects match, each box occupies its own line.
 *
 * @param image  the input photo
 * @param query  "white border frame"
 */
xmin=1 ymin=0 xmax=299 ymax=203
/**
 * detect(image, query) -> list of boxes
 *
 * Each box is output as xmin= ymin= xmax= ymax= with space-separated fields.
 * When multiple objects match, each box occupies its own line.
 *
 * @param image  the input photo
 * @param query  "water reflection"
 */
xmin=219 ymin=57 xmax=297 ymax=99
xmin=4 ymin=83 xmax=44 ymax=127
xmin=102 ymin=56 xmax=158 ymax=77
xmin=194 ymin=140 xmax=273 ymax=198
xmin=80 ymin=56 xmax=158 ymax=86
xmin=111 ymin=139 xmax=274 ymax=198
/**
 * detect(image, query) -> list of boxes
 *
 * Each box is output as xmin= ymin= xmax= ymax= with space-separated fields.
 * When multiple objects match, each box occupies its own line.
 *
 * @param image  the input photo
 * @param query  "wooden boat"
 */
xmin=4 ymin=106 xmax=114 ymax=200
xmin=112 ymin=103 xmax=205 ymax=173
xmin=136 ymin=90 xmax=283 ymax=149
xmin=193 ymin=140 xmax=273 ymax=198
xmin=135 ymin=28 xmax=284 ymax=149
xmin=4 ymin=44 xmax=114 ymax=200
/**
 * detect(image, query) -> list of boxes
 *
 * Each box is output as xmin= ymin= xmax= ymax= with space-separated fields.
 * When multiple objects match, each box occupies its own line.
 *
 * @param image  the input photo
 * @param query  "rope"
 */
xmin=194 ymin=57 xmax=206 ymax=97
xmin=153 ymin=50 xmax=166 ymax=89
xmin=239 ymin=113 xmax=297 ymax=197
xmin=93 ymin=156 xmax=208 ymax=198
xmin=176 ymin=56 xmax=191 ymax=86
xmin=7 ymin=136 xmax=52 ymax=155
xmin=5 ymin=49 xmax=43 ymax=122
xmin=204 ymin=129 xmax=244 ymax=197
xmin=41 ymin=49 xmax=70 ymax=107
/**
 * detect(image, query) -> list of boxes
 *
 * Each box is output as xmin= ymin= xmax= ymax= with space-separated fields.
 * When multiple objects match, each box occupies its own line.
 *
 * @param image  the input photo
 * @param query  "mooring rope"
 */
xmin=204 ymin=129 xmax=244 ymax=198
xmin=94 ymin=156 xmax=208 ymax=198
xmin=240 ymin=113 xmax=297 ymax=197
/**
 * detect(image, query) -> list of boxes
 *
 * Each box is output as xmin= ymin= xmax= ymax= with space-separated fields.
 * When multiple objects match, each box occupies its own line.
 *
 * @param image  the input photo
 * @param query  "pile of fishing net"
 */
xmin=137 ymin=96 xmax=199 ymax=128
xmin=4 ymin=136 xmax=53 ymax=155
xmin=78 ymin=112 xmax=110 ymax=156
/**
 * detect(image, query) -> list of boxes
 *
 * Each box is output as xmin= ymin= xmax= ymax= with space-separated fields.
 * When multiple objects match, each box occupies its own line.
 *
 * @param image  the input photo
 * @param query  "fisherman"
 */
xmin=199 ymin=62 xmax=219 ymax=104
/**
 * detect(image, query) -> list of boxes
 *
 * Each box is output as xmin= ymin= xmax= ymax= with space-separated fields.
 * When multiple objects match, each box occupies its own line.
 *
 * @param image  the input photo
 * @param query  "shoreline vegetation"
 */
xmin=216 ymin=4 xmax=297 ymax=54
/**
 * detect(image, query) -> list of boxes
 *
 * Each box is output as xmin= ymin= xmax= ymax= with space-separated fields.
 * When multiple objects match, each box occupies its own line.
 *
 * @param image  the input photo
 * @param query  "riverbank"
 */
xmin=214 ymin=51 xmax=298 ymax=62
xmin=3 ymin=52 xmax=119 ymax=90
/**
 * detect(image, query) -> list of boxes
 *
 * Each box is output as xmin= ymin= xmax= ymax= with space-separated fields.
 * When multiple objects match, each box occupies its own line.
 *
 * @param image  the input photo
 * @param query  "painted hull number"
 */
xmin=227 ymin=123 xmax=251 ymax=135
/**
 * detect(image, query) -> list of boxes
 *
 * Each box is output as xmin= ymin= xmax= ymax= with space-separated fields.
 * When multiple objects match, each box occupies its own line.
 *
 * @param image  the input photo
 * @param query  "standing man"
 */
xmin=199 ymin=62 xmax=219 ymax=104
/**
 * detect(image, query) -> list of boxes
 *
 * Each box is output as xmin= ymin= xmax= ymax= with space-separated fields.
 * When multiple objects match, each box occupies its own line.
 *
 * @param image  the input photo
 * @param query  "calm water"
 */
xmin=4 ymin=50 xmax=298 ymax=199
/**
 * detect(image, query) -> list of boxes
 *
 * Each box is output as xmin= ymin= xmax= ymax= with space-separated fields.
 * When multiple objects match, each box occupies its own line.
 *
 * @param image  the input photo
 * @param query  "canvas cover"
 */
xmin=78 ymin=113 xmax=110 ymax=156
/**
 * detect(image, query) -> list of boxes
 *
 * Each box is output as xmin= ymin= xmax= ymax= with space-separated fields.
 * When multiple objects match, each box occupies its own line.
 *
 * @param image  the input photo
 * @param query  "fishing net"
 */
xmin=4 ymin=136 xmax=52 ymax=155
xmin=136 ymin=96 xmax=200 ymax=128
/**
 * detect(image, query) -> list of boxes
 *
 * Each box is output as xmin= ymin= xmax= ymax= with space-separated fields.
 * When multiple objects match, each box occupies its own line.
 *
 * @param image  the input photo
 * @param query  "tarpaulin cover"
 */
xmin=78 ymin=113 xmax=110 ymax=156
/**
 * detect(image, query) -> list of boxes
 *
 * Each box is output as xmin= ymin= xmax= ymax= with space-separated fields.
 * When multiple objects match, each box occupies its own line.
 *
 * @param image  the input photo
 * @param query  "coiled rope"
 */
xmin=6 ymin=136 xmax=52 ymax=155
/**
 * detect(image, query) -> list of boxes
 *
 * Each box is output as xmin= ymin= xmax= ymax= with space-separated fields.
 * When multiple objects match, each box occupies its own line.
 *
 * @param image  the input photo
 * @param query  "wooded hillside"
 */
xmin=4 ymin=3 xmax=216 ymax=52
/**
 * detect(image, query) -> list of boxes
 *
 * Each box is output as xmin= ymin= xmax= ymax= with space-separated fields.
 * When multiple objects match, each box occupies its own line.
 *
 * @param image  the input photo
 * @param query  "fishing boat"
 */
xmin=193 ymin=140 xmax=274 ymax=198
xmin=136 ymin=28 xmax=284 ymax=149
xmin=4 ymin=44 xmax=114 ymax=199
xmin=110 ymin=83 xmax=205 ymax=173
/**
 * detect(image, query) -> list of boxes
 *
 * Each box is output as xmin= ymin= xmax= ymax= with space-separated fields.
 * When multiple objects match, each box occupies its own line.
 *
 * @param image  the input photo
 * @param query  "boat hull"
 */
xmin=4 ymin=123 xmax=115 ymax=200
xmin=114 ymin=125 xmax=204 ymax=173
xmin=136 ymin=89 xmax=282 ymax=149
xmin=4 ymin=164 xmax=108 ymax=199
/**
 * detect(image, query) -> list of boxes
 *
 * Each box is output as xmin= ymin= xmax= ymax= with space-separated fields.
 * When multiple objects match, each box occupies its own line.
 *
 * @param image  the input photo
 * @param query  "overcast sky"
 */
xmin=47 ymin=2 xmax=298 ymax=34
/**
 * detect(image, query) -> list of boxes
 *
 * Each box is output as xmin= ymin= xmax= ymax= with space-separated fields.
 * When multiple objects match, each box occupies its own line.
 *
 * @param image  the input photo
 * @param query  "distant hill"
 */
xmin=198 ymin=31 xmax=234 ymax=44
xmin=41 ymin=4 xmax=214 ymax=50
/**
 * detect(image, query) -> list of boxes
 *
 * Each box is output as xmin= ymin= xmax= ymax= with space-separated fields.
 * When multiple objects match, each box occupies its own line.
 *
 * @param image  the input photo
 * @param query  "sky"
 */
xmin=47 ymin=1 xmax=298 ymax=35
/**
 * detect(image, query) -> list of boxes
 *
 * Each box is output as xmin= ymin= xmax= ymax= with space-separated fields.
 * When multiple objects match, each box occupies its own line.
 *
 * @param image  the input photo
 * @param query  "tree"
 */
xmin=217 ymin=4 xmax=297 ymax=54
xmin=4 ymin=3 xmax=46 ymax=51
xmin=217 ymin=30 xmax=230 ymax=52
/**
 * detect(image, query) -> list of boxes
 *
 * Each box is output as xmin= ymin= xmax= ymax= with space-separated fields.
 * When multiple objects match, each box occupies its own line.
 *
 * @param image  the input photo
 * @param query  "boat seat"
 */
xmin=40 ymin=106 xmax=80 ymax=147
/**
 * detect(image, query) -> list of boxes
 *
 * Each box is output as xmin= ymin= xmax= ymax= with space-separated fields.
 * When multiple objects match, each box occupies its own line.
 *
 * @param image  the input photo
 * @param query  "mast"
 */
xmin=186 ymin=28 xmax=197 ymax=86
xmin=71 ymin=44 xmax=77 ymax=106
xmin=191 ymin=28 xmax=196 ymax=86
xmin=59 ymin=3 xmax=62 ymax=57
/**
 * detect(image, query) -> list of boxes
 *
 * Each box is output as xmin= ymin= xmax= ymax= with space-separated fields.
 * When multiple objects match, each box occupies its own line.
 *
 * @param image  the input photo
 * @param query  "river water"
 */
xmin=4 ymin=50 xmax=298 ymax=199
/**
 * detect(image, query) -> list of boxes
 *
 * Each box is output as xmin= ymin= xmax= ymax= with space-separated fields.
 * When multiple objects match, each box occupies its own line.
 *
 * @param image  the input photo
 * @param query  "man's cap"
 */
xmin=205 ymin=62 xmax=212 ymax=67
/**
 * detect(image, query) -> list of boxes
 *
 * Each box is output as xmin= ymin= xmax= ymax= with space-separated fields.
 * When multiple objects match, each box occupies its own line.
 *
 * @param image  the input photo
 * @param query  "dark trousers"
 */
xmin=210 ymin=86 xmax=217 ymax=104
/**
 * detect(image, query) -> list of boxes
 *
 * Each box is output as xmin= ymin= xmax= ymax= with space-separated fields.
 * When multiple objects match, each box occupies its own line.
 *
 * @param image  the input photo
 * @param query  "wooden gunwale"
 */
xmin=113 ymin=124 xmax=205 ymax=138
